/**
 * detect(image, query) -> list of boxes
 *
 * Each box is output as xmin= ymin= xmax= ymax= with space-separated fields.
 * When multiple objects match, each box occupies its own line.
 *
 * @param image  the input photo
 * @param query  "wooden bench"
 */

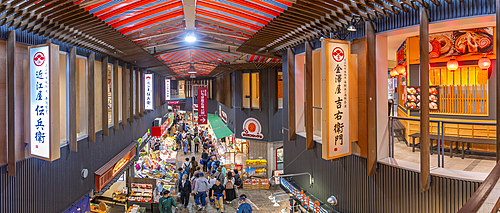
xmin=408 ymin=133 xmax=495 ymax=159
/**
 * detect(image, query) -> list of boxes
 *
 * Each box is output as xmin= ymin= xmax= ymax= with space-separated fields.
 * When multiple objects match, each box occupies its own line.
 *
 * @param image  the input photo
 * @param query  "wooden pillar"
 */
xmin=102 ymin=57 xmax=109 ymax=136
xmin=130 ymin=66 xmax=135 ymax=122
xmin=287 ymin=48 xmax=296 ymax=141
xmin=305 ymin=41 xmax=314 ymax=150
xmin=135 ymin=68 xmax=140 ymax=119
xmin=250 ymin=71 xmax=252 ymax=111
xmin=7 ymin=31 xmax=15 ymax=176
xmin=366 ymin=22 xmax=377 ymax=176
xmin=240 ymin=72 xmax=243 ymax=111
xmin=113 ymin=60 xmax=119 ymax=130
xmin=69 ymin=47 xmax=77 ymax=152
xmin=420 ymin=7 xmax=431 ymax=192
xmin=140 ymin=69 xmax=144 ymax=117
xmin=122 ymin=64 xmax=128 ymax=126
xmin=496 ymin=0 xmax=500 ymax=162
xmin=88 ymin=52 xmax=96 ymax=143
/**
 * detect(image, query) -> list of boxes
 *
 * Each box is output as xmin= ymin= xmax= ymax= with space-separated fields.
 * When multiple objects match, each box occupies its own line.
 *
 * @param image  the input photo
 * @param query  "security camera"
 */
xmin=327 ymin=196 xmax=337 ymax=205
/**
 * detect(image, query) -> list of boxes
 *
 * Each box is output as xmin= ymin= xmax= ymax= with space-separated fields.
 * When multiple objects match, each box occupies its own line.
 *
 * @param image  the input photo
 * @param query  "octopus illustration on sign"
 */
xmin=241 ymin=118 xmax=263 ymax=139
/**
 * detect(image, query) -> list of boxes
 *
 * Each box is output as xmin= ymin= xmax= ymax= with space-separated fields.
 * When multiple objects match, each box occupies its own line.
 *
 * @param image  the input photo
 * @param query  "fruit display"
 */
xmin=246 ymin=159 xmax=267 ymax=166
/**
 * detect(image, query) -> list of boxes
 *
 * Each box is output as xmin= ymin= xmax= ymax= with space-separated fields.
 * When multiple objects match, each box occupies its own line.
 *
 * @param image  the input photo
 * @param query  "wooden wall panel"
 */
xmin=113 ymin=60 xmax=119 ymax=131
xmin=287 ymin=48 xmax=296 ymax=141
xmin=69 ymin=47 xmax=77 ymax=152
xmin=366 ymin=22 xmax=377 ymax=176
xmin=0 ymin=41 xmax=6 ymax=166
xmin=305 ymin=42 xmax=313 ymax=150
xmin=88 ymin=53 xmax=95 ymax=143
xmin=351 ymin=38 xmax=366 ymax=157
xmin=129 ymin=66 xmax=134 ymax=122
xmin=122 ymin=65 xmax=128 ymax=126
xmin=7 ymin=31 xmax=16 ymax=175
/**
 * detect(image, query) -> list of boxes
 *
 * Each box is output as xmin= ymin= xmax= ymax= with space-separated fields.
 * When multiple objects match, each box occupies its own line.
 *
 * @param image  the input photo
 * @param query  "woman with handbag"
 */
xmin=224 ymin=172 xmax=236 ymax=203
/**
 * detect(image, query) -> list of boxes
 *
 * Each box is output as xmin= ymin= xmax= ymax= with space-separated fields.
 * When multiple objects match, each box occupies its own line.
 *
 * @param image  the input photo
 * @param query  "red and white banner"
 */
xmin=198 ymin=87 xmax=207 ymax=124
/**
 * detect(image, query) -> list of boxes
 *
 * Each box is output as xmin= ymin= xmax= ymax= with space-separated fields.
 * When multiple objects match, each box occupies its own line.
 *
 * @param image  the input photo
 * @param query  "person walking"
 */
xmin=178 ymin=174 xmax=191 ymax=209
xmin=182 ymin=138 xmax=189 ymax=155
xmin=224 ymin=172 xmax=236 ymax=203
xmin=159 ymin=190 xmax=178 ymax=213
xmin=187 ymin=132 xmax=193 ymax=153
xmin=239 ymin=194 xmax=260 ymax=211
xmin=207 ymin=157 xmax=215 ymax=175
xmin=211 ymin=179 xmax=226 ymax=213
xmin=208 ymin=175 xmax=217 ymax=202
xmin=194 ymin=135 xmax=200 ymax=153
xmin=234 ymin=169 xmax=242 ymax=197
xmin=182 ymin=158 xmax=192 ymax=177
xmin=193 ymin=173 xmax=210 ymax=211
xmin=189 ymin=156 xmax=199 ymax=178
xmin=201 ymin=150 xmax=209 ymax=172
xmin=214 ymin=167 xmax=225 ymax=184
xmin=177 ymin=168 xmax=187 ymax=183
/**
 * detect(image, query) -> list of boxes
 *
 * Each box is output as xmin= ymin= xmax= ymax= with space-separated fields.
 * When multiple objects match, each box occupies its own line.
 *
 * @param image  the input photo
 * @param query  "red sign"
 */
xmin=33 ymin=52 xmax=45 ymax=66
xmin=332 ymin=47 xmax=345 ymax=62
xmin=168 ymin=101 xmax=179 ymax=105
xmin=151 ymin=126 xmax=161 ymax=137
xmin=198 ymin=87 xmax=207 ymax=124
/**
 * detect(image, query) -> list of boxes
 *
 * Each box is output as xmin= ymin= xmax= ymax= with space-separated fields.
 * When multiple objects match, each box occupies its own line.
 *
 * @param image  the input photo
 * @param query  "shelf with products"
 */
xmin=245 ymin=159 xmax=267 ymax=177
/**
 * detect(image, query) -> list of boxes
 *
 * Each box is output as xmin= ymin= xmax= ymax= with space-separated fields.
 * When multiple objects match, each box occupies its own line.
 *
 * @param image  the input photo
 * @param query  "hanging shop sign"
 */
xmin=198 ymin=87 xmax=208 ymax=124
xmin=95 ymin=143 xmax=137 ymax=192
xmin=165 ymin=79 xmax=171 ymax=101
xmin=322 ymin=39 xmax=351 ymax=160
xmin=28 ymin=44 xmax=60 ymax=161
xmin=424 ymin=27 xmax=493 ymax=58
xmin=397 ymin=40 xmax=406 ymax=65
xmin=241 ymin=118 xmax=264 ymax=140
xmin=168 ymin=101 xmax=179 ymax=105
xmin=218 ymin=105 xmax=227 ymax=123
xmin=281 ymin=178 xmax=328 ymax=213
xmin=145 ymin=74 xmax=153 ymax=110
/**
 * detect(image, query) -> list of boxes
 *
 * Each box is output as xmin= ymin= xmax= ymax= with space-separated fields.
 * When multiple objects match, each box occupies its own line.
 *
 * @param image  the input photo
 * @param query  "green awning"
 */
xmin=213 ymin=126 xmax=233 ymax=139
xmin=210 ymin=119 xmax=226 ymax=129
xmin=208 ymin=113 xmax=220 ymax=123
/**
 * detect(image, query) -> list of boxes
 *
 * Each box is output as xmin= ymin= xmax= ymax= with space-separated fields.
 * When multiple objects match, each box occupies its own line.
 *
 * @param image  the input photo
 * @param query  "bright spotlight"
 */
xmin=185 ymin=35 xmax=196 ymax=42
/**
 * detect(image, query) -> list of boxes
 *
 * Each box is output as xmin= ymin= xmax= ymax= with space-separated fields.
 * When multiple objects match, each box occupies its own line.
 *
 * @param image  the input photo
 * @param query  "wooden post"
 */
xmin=102 ymin=57 xmax=109 ymax=136
xmin=122 ymin=64 xmax=128 ymax=127
xmin=69 ymin=47 xmax=77 ymax=152
xmin=113 ymin=60 xmax=119 ymax=131
xmin=420 ymin=7 xmax=431 ymax=192
xmin=366 ymin=22 xmax=377 ymax=176
xmin=305 ymin=41 xmax=314 ymax=150
xmin=130 ymin=66 xmax=135 ymax=122
xmin=7 ymin=31 xmax=16 ymax=176
xmin=88 ymin=52 xmax=96 ymax=143
xmin=140 ymin=69 xmax=144 ymax=117
xmin=135 ymin=68 xmax=140 ymax=119
xmin=288 ymin=48 xmax=296 ymax=141
xmin=496 ymin=0 xmax=500 ymax=162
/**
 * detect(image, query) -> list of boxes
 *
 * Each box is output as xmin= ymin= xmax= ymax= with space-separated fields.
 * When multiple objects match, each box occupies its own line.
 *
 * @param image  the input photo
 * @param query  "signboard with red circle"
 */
xmin=332 ymin=47 xmax=345 ymax=62
xmin=33 ymin=52 xmax=45 ymax=66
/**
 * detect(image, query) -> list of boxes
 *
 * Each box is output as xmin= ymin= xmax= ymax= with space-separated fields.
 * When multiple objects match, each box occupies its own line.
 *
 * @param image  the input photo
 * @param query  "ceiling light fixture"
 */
xmin=347 ymin=15 xmax=361 ymax=32
xmin=185 ymin=31 xmax=196 ymax=42
xmin=187 ymin=63 xmax=197 ymax=74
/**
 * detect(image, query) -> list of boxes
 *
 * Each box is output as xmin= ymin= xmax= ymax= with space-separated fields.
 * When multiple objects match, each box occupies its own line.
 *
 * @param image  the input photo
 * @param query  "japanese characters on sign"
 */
xmin=30 ymin=45 xmax=51 ymax=159
xmin=198 ymin=87 xmax=207 ymax=124
xmin=145 ymin=74 xmax=153 ymax=110
xmin=323 ymin=39 xmax=350 ymax=160
xmin=165 ymin=79 xmax=171 ymax=101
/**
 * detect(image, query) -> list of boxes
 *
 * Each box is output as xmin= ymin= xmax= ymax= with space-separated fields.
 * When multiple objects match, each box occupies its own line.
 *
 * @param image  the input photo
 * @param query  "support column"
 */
xmin=366 ymin=22 xmax=377 ymax=176
xmin=130 ymin=65 xmax=134 ymax=122
xmin=88 ymin=52 xmax=96 ymax=143
xmin=135 ymin=67 xmax=140 ymax=119
xmin=69 ymin=47 xmax=77 ymax=152
xmin=122 ymin=64 xmax=128 ymax=127
xmin=496 ymin=0 xmax=500 ymax=162
xmin=287 ymin=48 xmax=296 ymax=141
xmin=113 ymin=60 xmax=119 ymax=131
xmin=102 ymin=57 xmax=109 ymax=136
xmin=7 ymin=31 xmax=15 ymax=176
xmin=420 ymin=7 xmax=431 ymax=192
xmin=305 ymin=41 xmax=313 ymax=150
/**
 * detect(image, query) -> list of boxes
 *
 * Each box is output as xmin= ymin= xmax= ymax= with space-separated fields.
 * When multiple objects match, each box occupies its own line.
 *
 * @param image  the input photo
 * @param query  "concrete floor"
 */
xmin=393 ymin=138 xmax=496 ymax=173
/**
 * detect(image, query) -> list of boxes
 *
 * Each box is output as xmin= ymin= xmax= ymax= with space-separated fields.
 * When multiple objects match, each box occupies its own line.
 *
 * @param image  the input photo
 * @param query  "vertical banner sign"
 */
xmin=145 ymin=74 xmax=153 ymax=110
xmin=322 ymin=39 xmax=351 ymax=160
xmin=29 ymin=44 xmax=60 ymax=161
xmin=198 ymin=87 xmax=207 ymax=124
xmin=165 ymin=79 xmax=171 ymax=101
xmin=30 ymin=46 xmax=50 ymax=159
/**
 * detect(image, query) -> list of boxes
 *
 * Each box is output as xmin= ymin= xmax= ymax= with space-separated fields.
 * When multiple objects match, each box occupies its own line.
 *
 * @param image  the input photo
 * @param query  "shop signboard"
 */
xmin=241 ymin=118 xmax=264 ymax=140
xmin=95 ymin=143 xmax=137 ymax=192
xmin=168 ymin=101 xmax=179 ymax=105
xmin=198 ymin=87 xmax=207 ymax=124
xmin=145 ymin=74 xmax=153 ymax=110
xmin=281 ymin=178 xmax=328 ymax=213
xmin=165 ymin=79 xmax=171 ymax=101
xmin=218 ymin=105 xmax=227 ymax=123
xmin=28 ymin=44 xmax=60 ymax=161
xmin=322 ymin=39 xmax=351 ymax=160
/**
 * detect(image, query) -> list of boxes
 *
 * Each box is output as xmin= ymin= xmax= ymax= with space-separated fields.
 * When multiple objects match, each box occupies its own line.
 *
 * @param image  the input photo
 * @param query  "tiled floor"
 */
xmin=393 ymin=138 xmax=496 ymax=173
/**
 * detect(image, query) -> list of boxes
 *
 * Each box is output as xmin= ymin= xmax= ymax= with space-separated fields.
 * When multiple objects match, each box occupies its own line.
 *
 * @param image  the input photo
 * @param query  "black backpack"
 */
xmin=234 ymin=174 xmax=242 ymax=186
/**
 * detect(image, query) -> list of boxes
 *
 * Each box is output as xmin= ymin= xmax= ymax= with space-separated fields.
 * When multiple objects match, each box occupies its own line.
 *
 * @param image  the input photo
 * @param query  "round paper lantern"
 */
xmin=478 ymin=56 xmax=491 ymax=70
xmin=447 ymin=59 xmax=459 ymax=72
xmin=390 ymin=69 xmax=398 ymax=77
xmin=396 ymin=64 xmax=406 ymax=75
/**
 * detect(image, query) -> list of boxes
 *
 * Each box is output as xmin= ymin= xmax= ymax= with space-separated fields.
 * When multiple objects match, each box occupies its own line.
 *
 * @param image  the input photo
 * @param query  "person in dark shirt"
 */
xmin=210 ymin=179 xmax=226 ymax=213
xmin=178 ymin=174 xmax=192 ymax=209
